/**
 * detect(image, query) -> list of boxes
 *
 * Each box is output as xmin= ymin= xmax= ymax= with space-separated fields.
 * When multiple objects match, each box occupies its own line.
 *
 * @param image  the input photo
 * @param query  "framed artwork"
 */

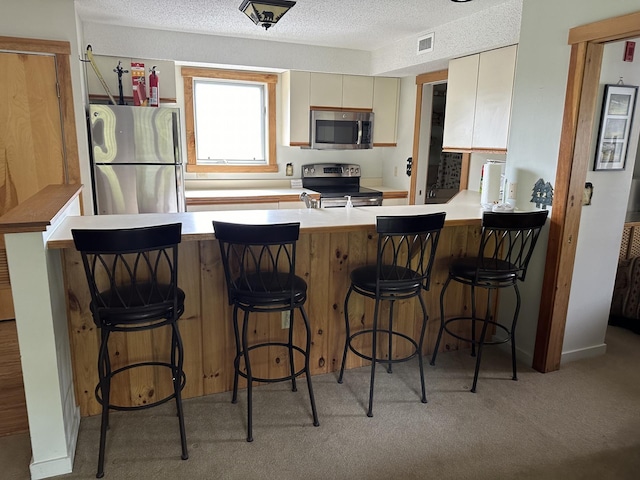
xmin=594 ymin=84 xmax=638 ymax=171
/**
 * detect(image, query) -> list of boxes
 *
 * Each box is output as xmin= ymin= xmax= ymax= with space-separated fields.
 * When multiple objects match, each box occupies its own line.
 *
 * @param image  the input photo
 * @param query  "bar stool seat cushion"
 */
xmin=231 ymin=273 xmax=307 ymax=305
xmin=92 ymin=285 xmax=185 ymax=325
xmin=350 ymin=265 xmax=422 ymax=292
xmin=449 ymin=257 xmax=518 ymax=283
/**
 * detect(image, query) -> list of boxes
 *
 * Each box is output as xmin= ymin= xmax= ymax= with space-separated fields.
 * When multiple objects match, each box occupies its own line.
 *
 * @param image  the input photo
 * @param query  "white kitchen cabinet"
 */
xmin=282 ymin=70 xmax=310 ymax=146
xmin=382 ymin=198 xmax=408 ymax=206
xmin=472 ymin=45 xmax=518 ymax=150
xmin=187 ymin=202 xmax=279 ymax=212
xmin=442 ymin=54 xmax=479 ymax=150
xmin=309 ymin=73 xmax=343 ymax=107
xmin=373 ymin=77 xmax=400 ymax=145
xmin=309 ymin=73 xmax=374 ymax=109
xmin=282 ymin=71 xmax=399 ymax=147
xmin=342 ymin=75 xmax=374 ymax=109
xmin=443 ymin=45 xmax=517 ymax=152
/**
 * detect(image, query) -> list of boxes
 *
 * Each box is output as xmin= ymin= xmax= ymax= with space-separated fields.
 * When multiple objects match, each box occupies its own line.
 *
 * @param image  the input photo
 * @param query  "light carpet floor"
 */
xmin=2 ymin=325 xmax=639 ymax=479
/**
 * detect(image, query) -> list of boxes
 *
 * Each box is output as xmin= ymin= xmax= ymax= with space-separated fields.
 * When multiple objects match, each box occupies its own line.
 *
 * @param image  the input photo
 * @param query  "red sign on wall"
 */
xmin=624 ymin=41 xmax=635 ymax=62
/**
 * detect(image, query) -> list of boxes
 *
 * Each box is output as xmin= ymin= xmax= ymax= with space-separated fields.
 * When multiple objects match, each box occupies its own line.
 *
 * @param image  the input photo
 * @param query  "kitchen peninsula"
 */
xmin=49 ymin=190 xmax=488 ymax=416
xmin=2 ymin=186 xmax=493 ymax=477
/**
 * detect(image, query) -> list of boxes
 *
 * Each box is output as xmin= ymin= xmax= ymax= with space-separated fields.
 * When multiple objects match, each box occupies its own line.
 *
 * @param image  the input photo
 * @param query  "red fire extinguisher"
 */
xmin=149 ymin=66 xmax=159 ymax=107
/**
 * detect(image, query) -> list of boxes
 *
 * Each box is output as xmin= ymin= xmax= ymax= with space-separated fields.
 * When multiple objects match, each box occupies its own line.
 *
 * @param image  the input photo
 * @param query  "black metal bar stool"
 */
xmin=338 ymin=212 xmax=446 ymax=417
xmin=71 ymin=223 xmax=188 ymax=478
xmin=430 ymin=210 xmax=547 ymax=392
xmin=213 ymin=220 xmax=319 ymax=442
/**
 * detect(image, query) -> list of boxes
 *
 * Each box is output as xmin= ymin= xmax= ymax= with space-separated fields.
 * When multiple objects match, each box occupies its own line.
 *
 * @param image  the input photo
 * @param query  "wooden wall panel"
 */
xmin=0 ymin=320 xmax=28 ymax=435
xmin=65 ymin=225 xmax=490 ymax=416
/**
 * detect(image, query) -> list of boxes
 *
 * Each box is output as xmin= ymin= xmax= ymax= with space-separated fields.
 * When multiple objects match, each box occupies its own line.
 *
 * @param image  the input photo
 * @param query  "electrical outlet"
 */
xmin=508 ymin=182 xmax=517 ymax=199
xmin=394 ymin=166 xmax=398 ymax=177
xmin=281 ymin=311 xmax=290 ymax=329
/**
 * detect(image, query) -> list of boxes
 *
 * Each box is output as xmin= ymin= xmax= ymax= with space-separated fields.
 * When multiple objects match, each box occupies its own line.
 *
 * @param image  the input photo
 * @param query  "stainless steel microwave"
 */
xmin=310 ymin=109 xmax=374 ymax=149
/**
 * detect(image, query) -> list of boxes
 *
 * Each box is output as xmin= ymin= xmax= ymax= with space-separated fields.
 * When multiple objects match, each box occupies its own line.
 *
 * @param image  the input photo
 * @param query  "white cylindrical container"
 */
xmin=480 ymin=162 xmax=503 ymax=207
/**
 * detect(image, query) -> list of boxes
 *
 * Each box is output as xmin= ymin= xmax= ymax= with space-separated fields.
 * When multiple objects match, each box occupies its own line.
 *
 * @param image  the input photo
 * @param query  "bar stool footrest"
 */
xmin=442 ymin=317 xmax=511 ymax=346
xmin=234 ymin=342 xmax=309 ymax=384
xmin=347 ymin=329 xmax=420 ymax=364
xmin=96 ymin=361 xmax=186 ymax=412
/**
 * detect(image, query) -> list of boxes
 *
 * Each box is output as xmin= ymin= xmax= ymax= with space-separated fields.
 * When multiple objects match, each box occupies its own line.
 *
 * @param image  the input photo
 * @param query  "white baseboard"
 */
xmin=29 ymin=406 xmax=80 ymax=480
xmin=560 ymin=343 xmax=607 ymax=364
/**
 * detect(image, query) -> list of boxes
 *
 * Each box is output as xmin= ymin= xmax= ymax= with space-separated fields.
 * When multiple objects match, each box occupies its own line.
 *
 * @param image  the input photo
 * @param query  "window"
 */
xmin=182 ymin=67 xmax=278 ymax=173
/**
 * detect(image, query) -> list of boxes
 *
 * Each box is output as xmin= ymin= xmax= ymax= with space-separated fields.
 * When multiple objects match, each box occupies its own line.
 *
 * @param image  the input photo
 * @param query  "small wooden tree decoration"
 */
xmin=531 ymin=178 xmax=553 ymax=209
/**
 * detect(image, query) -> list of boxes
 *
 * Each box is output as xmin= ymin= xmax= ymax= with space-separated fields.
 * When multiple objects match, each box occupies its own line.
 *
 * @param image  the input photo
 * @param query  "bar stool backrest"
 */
xmin=71 ymin=223 xmax=183 ymax=330
xmin=213 ymin=221 xmax=301 ymax=306
xmin=375 ymin=212 xmax=446 ymax=292
xmin=476 ymin=211 xmax=548 ymax=283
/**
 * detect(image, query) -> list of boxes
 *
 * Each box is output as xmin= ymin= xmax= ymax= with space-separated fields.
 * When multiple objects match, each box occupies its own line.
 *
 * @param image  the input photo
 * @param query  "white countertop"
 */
xmin=48 ymin=190 xmax=483 ymax=249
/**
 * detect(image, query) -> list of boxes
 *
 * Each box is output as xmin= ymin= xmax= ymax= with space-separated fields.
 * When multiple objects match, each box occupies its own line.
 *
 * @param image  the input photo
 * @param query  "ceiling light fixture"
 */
xmin=450 ymin=0 xmax=473 ymax=3
xmin=239 ymin=0 xmax=296 ymax=30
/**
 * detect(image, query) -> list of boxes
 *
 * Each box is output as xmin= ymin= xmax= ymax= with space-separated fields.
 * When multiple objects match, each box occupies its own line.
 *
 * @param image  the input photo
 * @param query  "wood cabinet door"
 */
xmin=442 ymin=54 xmax=479 ymax=150
xmin=0 ymin=52 xmax=67 ymax=320
xmin=472 ymin=45 xmax=517 ymax=150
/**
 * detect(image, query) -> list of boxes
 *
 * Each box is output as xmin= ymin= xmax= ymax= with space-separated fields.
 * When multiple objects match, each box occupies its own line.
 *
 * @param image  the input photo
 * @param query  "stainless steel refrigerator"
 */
xmin=89 ymin=104 xmax=185 ymax=214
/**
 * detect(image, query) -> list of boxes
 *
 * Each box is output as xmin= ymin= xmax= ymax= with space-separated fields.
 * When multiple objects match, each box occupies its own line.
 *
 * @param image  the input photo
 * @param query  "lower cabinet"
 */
xmin=187 ymin=202 xmax=279 ymax=212
xmin=382 ymin=198 xmax=409 ymax=206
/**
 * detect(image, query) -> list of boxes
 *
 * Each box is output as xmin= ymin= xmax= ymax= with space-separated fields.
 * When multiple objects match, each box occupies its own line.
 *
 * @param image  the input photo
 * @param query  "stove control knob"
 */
xmin=354 ymin=167 xmax=359 ymax=175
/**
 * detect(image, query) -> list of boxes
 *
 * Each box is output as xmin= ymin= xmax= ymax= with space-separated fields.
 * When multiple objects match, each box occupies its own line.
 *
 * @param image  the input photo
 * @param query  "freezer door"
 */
xmin=94 ymin=164 xmax=183 ymax=214
xmin=90 ymin=104 xmax=180 ymax=164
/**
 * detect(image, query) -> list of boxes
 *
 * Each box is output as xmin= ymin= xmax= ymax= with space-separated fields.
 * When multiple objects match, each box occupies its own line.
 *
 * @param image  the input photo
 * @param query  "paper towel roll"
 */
xmin=480 ymin=163 xmax=503 ymax=206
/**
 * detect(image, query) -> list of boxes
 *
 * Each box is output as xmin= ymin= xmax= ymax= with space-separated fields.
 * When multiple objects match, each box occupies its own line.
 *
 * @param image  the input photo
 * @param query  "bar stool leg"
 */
xmin=511 ymin=284 xmax=521 ymax=381
xmin=417 ymin=294 xmax=429 ymax=403
xmin=287 ymin=309 xmax=297 ymax=392
xmin=430 ymin=276 xmax=452 ymax=366
xmin=242 ymin=310 xmax=253 ymax=442
xmin=171 ymin=324 xmax=189 ymax=460
xmin=367 ymin=299 xmax=381 ymax=418
xmin=386 ymin=300 xmax=394 ymax=374
xmin=96 ymin=330 xmax=111 ymax=479
xmin=231 ymin=305 xmax=241 ymax=404
xmin=471 ymin=289 xmax=493 ymax=393
xmin=338 ymin=287 xmax=354 ymax=384
xmin=470 ymin=284 xmax=477 ymax=357
xmin=300 ymin=306 xmax=319 ymax=427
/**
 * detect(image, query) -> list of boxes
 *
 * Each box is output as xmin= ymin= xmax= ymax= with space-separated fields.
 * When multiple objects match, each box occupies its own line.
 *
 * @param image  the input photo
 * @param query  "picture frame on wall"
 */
xmin=593 ymin=84 xmax=638 ymax=171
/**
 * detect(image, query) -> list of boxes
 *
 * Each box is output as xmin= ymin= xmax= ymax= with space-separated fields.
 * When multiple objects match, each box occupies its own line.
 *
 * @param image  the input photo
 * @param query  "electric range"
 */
xmin=301 ymin=163 xmax=383 ymax=208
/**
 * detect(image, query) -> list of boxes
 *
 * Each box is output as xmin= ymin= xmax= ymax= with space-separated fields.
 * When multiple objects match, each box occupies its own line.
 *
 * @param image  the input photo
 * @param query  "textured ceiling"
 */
xmin=75 ymin=0 xmax=515 ymax=52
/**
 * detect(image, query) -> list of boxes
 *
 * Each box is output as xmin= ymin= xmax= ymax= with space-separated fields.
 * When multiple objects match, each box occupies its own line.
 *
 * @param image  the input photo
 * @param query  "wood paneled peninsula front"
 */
xmin=48 ymin=191 xmax=490 ymax=417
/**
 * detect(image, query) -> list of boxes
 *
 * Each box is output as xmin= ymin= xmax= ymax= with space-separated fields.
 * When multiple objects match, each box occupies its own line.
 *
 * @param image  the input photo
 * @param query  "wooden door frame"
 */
xmin=410 ymin=70 xmax=449 ymax=205
xmin=533 ymin=11 xmax=640 ymax=372
xmin=0 ymin=36 xmax=80 ymax=186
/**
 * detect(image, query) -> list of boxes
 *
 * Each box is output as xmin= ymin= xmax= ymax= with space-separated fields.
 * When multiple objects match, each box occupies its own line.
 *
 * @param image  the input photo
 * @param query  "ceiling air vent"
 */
xmin=417 ymin=33 xmax=434 ymax=54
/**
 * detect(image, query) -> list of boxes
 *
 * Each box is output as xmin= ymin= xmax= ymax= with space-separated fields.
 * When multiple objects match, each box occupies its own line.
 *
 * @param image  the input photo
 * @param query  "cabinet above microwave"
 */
xmin=282 ymin=71 xmax=399 ymax=148
xmin=310 ymin=109 xmax=374 ymax=150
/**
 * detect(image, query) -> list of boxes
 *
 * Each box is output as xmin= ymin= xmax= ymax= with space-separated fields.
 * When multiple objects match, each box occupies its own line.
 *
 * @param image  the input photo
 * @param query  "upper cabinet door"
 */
xmin=342 ymin=75 xmax=374 ymax=109
xmin=310 ymin=73 xmax=342 ymax=107
xmin=282 ymin=70 xmax=311 ymax=146
xmin=472 ymin=45 xmax=517 ymax=150
xmin=372 ymin=77 xmax=400 ymax=146
xmin=442 ymin=54 xmax=479 ymax=150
